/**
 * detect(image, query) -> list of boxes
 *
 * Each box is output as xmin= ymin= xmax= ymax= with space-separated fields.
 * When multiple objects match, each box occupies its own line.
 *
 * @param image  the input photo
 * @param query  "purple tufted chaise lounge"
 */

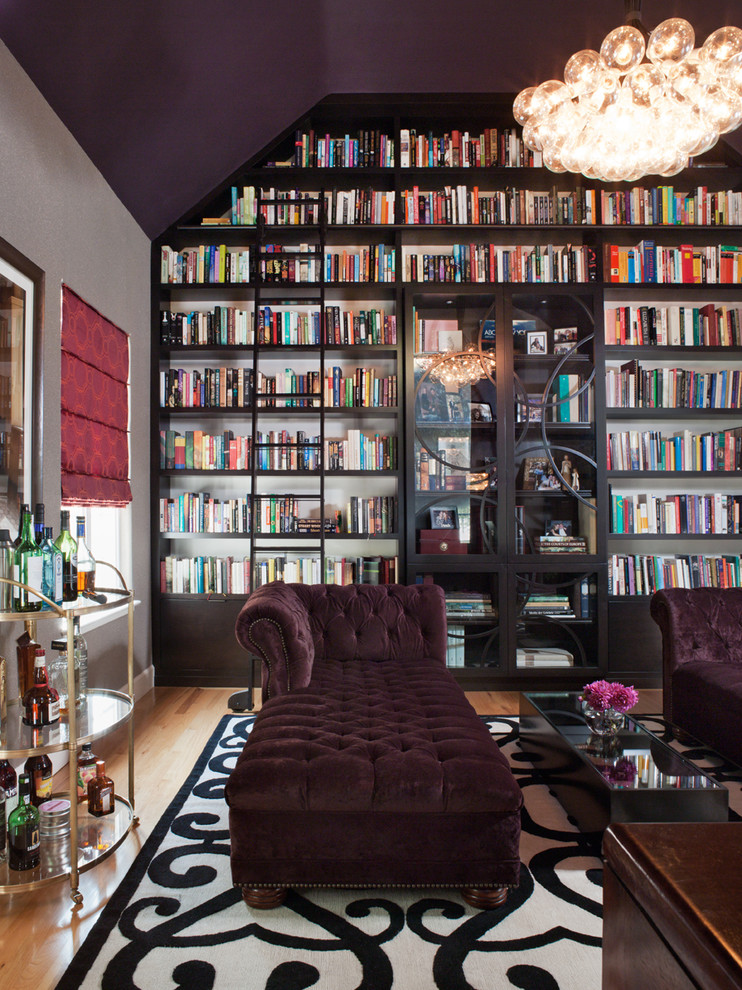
xmin=650 ymin=587 xmax=742 ymax=765
xmin=225 ymin=581 xmax=522 ymax=909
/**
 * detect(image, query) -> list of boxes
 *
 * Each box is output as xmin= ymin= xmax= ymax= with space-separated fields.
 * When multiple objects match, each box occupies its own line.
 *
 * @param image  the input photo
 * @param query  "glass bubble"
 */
xmin=579 ymin=69 xmax=620 ymax=113
xmin=625 ymin=63 xmax=666 ymax=107
xmin=601 ymin=25 xmax=645 ymax=72
xmin=522 ymin=119 xmax=544 ymax=152
xmin=700 ymin=26 xmax=742 ymax=64
xmin=647 ymin=18 xmax=695 ymax=66
xmin=543 ymin=146 xmax=567 ymax=172
xmin=564 ymin=49 xmax=605 ymax=96
xmin=513 ymin=87 xmax=537 ymax=125
xmin=534 ymin=79 xmax=571 ymax=116
xmin=719 ymin=52 xmax=742 ymax=95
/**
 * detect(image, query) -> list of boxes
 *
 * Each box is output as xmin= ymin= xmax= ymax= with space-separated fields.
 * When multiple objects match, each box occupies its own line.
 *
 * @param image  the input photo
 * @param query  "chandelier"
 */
xmin=513 ymin=4 xmax=742 ymax=181
xmin=424 ymin=347 xmax=497 ymax=390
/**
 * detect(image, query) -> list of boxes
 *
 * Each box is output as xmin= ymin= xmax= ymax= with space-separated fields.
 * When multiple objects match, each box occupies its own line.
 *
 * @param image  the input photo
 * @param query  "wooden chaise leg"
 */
xmin=461 ymin=886 xmax=508 ymax=909
xmin=241 ymin=886 xmax=288 ymax=909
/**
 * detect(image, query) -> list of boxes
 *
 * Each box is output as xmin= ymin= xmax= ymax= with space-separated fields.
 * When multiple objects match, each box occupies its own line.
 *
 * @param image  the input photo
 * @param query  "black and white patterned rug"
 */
xmin=55 ymin=714 xmax=742 ymax=990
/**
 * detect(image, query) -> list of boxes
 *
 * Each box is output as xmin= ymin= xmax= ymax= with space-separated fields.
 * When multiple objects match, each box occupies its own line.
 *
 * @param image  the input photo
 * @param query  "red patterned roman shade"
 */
xmin=61 ymin=285 xmax=132 ymax=506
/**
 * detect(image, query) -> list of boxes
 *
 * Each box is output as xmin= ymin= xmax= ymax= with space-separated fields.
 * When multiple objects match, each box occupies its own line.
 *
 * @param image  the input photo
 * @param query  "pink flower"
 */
xmin=580 ymin=679 xmax=614 ymax=712
xmin=609 ymin=683 xmax=639 ymax=713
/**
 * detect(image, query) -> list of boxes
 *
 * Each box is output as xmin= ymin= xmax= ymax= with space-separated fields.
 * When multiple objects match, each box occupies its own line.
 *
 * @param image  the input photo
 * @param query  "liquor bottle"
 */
xmin=24 ymin=748 xmax=53 ymax=806
xmin=74 ymin=616 xmax=88 ymax=700
xmin=22 ymin=648 xmax=60 ymax=726
xmin=87 ymin=760 xmax=115 ymax=817
xmin=0 ymin=528 xmax=14 ymax=612
xmin=40 ymin=527 xmax=63 ymax=606
xmin=12 ymin=506 xmax=43 ymax=613
xmin=75 ymin=516 xmax=96 ymax=595
xmin=0 ymin=758 xmax=18 ymax=816
xmin=76 ymin=743 xmax=98 ymax=802
xmin=12 ymin=503 xmax=30 ymax=550
xmin=8 ymin=773 xmax=40 ymax=870
xmin=34 ymin=502 xmax=45 ymax=545
xmin=0 ymin=784 xmax=5 ymax=863
xmin=54 ymin=510 xmax=77 ymax=603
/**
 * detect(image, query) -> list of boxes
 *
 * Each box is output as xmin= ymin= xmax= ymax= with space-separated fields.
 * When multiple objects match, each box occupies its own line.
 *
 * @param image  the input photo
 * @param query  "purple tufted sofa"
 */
xmin=650 ymin=588 xmax=742 ymax=765
xmin=225 ymin=581 xmax=522 ymax=909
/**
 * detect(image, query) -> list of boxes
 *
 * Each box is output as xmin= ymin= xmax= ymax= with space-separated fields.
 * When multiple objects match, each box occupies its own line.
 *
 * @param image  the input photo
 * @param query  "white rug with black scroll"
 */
xmin=55 ymin=714 xmax=742 ymax=990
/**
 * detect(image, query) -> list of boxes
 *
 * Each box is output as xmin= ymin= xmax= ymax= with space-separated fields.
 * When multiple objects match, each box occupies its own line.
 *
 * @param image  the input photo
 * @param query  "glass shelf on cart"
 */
xmin=0 ymin=795 xmax=134 ymax=894
xmin=0 ymin=689 xmax=133 ymax=758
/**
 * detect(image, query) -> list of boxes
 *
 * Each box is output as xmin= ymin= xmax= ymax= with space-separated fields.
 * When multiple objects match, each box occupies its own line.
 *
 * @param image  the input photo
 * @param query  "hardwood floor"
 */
xmin=0 ymin=684 xmax=662 ymax=989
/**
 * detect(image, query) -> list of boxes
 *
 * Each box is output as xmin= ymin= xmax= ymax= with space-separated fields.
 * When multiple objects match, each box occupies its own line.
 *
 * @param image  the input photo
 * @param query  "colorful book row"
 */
xmin=604 ymin=303 xmax=742 ymax=347
xmin=610 ymin=491 xmax=742 ymax=535
xmin=606 ymin=362 xmax=742 ymax=410
xmin=609 ymin=553 xmax=742 ymax=595
xmin=601 ymin=186 xmax=742 ymax=226
xmin=160 ymin=555 xmax=250 ymax=595
xmin=403 ymin=243 xmax=597 ymax=284
xmin=606 ymin=241 xmax=742 ymax=284
xmin=606 ymin=428 xmax=742 ymax=472
xmin=400 ymin=185 xmax=597 ymax=226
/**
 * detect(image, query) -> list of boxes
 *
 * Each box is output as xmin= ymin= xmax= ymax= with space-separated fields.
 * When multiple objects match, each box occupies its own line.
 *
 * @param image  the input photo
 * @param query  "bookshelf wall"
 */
xmin=152 ymin=93 xmax=742 ymax=688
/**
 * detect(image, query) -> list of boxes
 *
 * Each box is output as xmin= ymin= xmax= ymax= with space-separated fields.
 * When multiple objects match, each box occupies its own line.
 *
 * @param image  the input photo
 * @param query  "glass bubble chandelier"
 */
xmin=421 ymin=346 xmax=497 ymax=390
xmin=513 ymin=3 xmax=742 ymax=182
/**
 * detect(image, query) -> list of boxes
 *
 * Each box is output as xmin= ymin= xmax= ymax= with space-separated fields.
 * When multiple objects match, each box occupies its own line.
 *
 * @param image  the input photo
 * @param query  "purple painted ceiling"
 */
xmin=1 ymin=0 xmax=740 ymax=238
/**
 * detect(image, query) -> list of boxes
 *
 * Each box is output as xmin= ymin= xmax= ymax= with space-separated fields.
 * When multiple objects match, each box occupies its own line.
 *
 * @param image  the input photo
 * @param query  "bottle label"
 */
xmin=9 ymin=821 xmax=40 ymax=866
xmin=53 ymin=553 xmax=63 ymax=601
xmin=48 ymin=697 xmax=60 ymax=722
xmin=34 ymin=772 xmax=52 ymax=801
xmin=25 ymin=556 xmax=43 ymax=603
xmin=78 ymin=764 xmax=97 ymax=799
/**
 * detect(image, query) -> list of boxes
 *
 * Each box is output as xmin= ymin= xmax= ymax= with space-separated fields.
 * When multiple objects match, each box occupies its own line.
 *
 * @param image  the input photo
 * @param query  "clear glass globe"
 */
xmin=578 ymin=69 xmax=620 ymax=113
xmin=564 ymin=49 xmax=605 ymax=96
xmin=700 ymin=26 xmax=742 ymax=64
xmin=522 ymin=119 xmax=544 ymax=152
xmin=624 ymin=63 xmax=666 ymax=107
xmin=719 ymin=52 xmax=742 ymax=96
xmin=647 ymin=18 xmax=695 ymax=66
xmin=542 ymin=146 xmax=568 ymax=172
xmin=513 ymin=87 xmax=537 ymax=125
xmin=600 ymin=25 xmax=645 ymax=72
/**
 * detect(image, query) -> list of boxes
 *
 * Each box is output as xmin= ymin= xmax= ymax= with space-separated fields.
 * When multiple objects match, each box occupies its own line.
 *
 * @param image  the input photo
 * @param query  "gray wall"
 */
xmin=0 ymin=40 xmax=151 ymax=693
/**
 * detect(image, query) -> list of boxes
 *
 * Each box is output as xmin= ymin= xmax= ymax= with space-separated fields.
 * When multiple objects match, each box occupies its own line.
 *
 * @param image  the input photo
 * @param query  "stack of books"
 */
xmin=522 ymin=594 xmax=576 ymax=618
xmin=536 ymin=534 xmax=587 ymax=553
xmin=445 ymin=591 xmax=497 ymax=620
xmin=516 ymin=647 xmax=574 ymax=668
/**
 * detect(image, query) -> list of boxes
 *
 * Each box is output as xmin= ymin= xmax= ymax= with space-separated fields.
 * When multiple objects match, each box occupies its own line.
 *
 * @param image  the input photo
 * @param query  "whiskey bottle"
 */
xmin=75 ymin=516 xmax=96 ymax=595
xmin=12 ymin=506 xmax=43 ymax=612
xmin=87 ymin=760 xmax=115 ymax=817
xmin=8 ymin=773 xmax=40 ymax=870
xmin=54 ymin=510 xmax=77 ymax=603
xmin=24 ymin=748 xmax=53 ymax=806
xmin=22 ymin=648 xmax=60 ymax=726
xmin=76 ymin=743 xmax=98 ymax=802
xmin=0 ymin=758 xmax=18 ymax=816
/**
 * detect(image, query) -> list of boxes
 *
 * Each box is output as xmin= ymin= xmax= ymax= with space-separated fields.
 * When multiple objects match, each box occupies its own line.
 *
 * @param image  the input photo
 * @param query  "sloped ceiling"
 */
xmin=1 ymin=0 xmax=740 ymax=238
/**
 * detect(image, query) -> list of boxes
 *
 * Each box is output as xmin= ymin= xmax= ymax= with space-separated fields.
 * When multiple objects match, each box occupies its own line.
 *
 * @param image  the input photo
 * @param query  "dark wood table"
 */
xmin=519 ymin=691 xmax=729 ymax=839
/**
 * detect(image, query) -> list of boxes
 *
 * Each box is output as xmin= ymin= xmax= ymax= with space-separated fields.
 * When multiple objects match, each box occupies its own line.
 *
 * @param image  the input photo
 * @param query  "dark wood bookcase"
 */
xmin=151 ymin=93 xmax=742 ymax=688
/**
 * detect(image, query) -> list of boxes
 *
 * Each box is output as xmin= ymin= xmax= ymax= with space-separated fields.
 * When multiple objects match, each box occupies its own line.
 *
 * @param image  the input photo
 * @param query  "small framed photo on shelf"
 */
xmin=516 ymin=393 xmax=544 ymax=423
xmin=520 ymin=456 xmax=560 ymax=491
xmin=527 ymin=330 xmax=548 ymax=355
xmin=447 ymin=393 xmax=465 ymax=422
xmin=553 ymin=326 xmax=579 ymax=356
xmin=416 ymin=378 xmax=449 ymax=422
xmin=546 ymin=519 xmax=572 ymax=536
xmin=467 ymin=400 xmax=493 ymax=423
xmin=430 ymin=506 xmax=458 ymax=529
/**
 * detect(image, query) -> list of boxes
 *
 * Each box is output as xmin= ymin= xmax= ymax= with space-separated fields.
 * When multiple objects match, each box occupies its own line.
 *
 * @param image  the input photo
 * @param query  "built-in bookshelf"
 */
xmin=152 ymin=92 xmax=742 ymax=689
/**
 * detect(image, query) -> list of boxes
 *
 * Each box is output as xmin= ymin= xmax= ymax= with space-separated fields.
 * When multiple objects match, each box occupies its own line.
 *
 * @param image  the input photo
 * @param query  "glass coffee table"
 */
xmin=520 ymin=692 xmax=729 ymax=837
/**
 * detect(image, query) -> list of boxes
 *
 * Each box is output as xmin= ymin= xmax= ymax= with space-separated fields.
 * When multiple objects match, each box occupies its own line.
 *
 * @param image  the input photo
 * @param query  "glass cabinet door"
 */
xmin=509 ymin=289 xmax=603 ymax=674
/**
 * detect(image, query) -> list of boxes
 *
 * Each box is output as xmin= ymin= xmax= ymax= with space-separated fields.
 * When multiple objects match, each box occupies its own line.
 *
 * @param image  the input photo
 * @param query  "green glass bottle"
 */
xmin=8 ymin=772 xmax=40 ymax=870
xmin=12 ymin=506 xmax=43 ymax=612
xmin=54 ymin=510 xmax=78 ymax=603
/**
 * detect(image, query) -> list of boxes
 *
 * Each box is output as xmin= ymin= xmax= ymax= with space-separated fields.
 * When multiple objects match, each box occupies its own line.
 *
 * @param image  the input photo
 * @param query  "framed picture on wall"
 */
xmin=430 ymin=506 xmax=458 ymax=529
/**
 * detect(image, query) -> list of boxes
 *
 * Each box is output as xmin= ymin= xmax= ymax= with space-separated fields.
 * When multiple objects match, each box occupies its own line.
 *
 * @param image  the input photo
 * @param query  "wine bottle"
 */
xmin=12 ymin=506 xmax=43 ymax=612
xmin=0 ymin=528 xmax=14 ymax=612
xmin=22 ymin=648 xmax=60 ymax=726
xmin=87 ymin=760 xmax=115 ymax=817
xmin=12 ymin=503 xmax=29 ymax=550
xmin=0 ymin=758 xmax=19 ymax=816
xmin=0 ymin=785 xmax=6 ymax=863
xmin=33 ymin=502 xmax=45 ymax=545
xmin=24 ymin=749 xmax=53 ymax=806
xmin=54 ymin=510 xmax=77 ymax=603
xmin=40 ymin=527 xmax=63 ymax=606
xmin=8 ymin=773 xmax=40 ymax=870
xmin=75 ymin=516 xmax=96 ymax=595
xmin=76 ymin=743 xmax=98 ymax=802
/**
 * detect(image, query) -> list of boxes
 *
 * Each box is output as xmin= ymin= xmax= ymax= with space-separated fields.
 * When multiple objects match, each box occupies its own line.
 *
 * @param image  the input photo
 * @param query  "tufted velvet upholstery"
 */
xmin=226 ymin=582 xmax=522 ymax=894
xmin=650 ymin=588 xmax=742 ymax=765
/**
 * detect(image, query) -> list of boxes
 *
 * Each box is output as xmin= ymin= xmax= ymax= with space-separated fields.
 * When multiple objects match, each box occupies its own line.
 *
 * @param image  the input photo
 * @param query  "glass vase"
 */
xmin=582 ymin=702 xmax=624 ymax=737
